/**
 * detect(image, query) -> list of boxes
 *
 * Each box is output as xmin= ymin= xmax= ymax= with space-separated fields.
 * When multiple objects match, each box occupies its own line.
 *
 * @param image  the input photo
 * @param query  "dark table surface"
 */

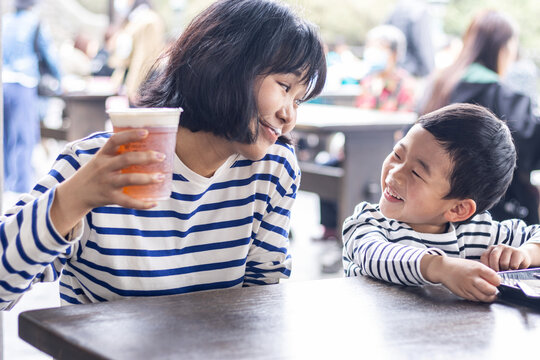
xmin=19 ymin=276 xmax=540 ymax=360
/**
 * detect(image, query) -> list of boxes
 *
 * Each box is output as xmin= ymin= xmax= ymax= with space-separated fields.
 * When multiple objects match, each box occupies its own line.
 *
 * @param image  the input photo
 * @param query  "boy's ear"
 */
xmin=444 ymin=199 xmax=476 ymax=223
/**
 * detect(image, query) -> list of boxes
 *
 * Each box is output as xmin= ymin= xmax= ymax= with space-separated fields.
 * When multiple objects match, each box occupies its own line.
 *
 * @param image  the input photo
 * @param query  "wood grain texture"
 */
xmin=19 ymin=276 xmax=540 ymax=360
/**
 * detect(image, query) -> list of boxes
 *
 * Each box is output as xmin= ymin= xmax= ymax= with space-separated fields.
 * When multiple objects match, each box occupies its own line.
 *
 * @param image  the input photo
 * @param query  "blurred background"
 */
xmin=3 ymin=0 xmax=540 ymax=358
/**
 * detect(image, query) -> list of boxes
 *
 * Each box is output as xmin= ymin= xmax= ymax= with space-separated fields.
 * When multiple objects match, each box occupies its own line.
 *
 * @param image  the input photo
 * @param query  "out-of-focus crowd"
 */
xmin=3 ymin=0 xmax=540 ymax=243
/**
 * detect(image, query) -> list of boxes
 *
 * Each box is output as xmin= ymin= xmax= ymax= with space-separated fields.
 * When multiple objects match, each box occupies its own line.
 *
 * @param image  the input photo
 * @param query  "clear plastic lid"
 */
xmin=107 ymin=108 xmax=183 ymax=127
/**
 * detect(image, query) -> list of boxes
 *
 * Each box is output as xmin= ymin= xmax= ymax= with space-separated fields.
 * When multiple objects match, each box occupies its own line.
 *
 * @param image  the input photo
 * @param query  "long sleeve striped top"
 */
xmin=342 ymin=202 xmax=540 ymax=285
xmin=0 ymin=133 xmax=299 ymax=310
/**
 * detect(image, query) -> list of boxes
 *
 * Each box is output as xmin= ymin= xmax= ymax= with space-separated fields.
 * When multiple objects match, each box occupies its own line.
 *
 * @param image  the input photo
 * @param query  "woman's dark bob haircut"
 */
xmin=138 ymin=0 xmax=327 ymax=144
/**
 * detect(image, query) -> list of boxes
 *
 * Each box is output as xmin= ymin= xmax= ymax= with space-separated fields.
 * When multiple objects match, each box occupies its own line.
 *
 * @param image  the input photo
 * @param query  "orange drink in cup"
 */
xmin=107 ymin=108 xmax=183 ymax=201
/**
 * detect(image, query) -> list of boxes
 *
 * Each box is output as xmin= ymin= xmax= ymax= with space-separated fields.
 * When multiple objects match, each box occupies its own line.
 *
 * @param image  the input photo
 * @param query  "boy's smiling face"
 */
xmin=379 ymin=124 xmax=463 ymax=234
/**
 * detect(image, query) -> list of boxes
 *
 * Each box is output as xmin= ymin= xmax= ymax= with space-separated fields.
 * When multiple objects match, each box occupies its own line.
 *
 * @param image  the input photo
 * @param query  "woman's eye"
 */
xmin=412 ymin=170 xmax=421 ymax=179
xmin=393 ymin=151 xmax=401 ymax=160
xmin=279 ymin=82 xmax=291 ymax=92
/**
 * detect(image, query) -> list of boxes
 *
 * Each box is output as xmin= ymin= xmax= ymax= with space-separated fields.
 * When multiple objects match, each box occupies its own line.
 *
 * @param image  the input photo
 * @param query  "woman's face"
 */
xmin=233 ymin=72 xmax=308 ymax=161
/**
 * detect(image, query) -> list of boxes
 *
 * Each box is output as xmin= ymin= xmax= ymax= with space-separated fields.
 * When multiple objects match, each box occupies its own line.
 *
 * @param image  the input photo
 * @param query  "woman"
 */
xmin=0 ymin=0 xmax=326 ymax=309
xmin=421 ymin=10 xmax=540 ymax=225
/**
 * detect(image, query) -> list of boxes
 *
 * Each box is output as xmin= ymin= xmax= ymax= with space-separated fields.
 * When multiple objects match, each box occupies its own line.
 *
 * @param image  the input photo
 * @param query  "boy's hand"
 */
xmin=480 ymin=244 xmax=531 ymax=272
xmin=421 ymin=254 xmax=500 ymax=302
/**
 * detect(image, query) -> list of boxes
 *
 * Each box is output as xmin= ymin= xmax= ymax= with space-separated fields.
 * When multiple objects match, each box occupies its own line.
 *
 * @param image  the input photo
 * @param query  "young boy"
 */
xmin=342 ymin=103 xmax=540 ymax=302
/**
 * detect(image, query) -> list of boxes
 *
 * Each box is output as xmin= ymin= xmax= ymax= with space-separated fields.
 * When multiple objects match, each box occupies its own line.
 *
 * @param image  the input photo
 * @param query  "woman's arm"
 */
xmin=243 ymin=147 xmax=299 ymax=286
xmin=0 ymin=130 xmax=164 ymax=309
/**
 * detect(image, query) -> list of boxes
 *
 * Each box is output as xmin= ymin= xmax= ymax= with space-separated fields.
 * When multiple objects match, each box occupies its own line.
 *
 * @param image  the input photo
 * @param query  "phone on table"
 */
xmin=497 ymin=268 xmax=540 ymax=308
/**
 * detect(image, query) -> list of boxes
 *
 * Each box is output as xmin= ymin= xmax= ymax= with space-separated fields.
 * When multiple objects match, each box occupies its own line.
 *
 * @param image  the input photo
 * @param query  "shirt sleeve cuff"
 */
xmin=43 ymin=187 xmax=82 ymax=246
xmin=417 ymin=248 xmax=447 ymax=285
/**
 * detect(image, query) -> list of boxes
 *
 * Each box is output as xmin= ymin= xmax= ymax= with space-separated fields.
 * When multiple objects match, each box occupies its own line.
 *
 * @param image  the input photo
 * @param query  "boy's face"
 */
xmin=379 ymin=124 xmax=459 ymax=233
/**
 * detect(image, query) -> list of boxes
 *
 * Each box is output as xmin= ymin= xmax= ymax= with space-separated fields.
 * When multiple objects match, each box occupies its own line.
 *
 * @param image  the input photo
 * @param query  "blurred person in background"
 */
xmin=315 ymin=25 xmax=417 ymax=273
xmin=2 ymin=0 xmax=61 ymax=193
xmin=108 ymin=0 xmax=165 ymax=105
xmin=503 ymin=48 xmax=539 ymax=107
xmin=386 ymin=0 xmax=435 ymax=78
xmin=356 ymin=25 xmax=416 ymax=112
xmin=421 ymin=10 xmax=540 ymax=225
xmin=91 ymin=26 xmax=116 ymax=77
xmin=324 ymin=39 xmax=363 ymax=90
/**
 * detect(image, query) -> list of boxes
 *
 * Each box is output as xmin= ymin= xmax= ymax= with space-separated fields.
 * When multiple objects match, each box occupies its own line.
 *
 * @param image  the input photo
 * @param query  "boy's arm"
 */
xmin=342 ymin=203 xmax=444 ymax=286
xmin=421 ymin=254 xmax=500 ymax=302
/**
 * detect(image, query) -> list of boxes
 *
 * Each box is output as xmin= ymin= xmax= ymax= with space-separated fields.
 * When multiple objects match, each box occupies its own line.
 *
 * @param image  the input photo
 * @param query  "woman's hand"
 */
xmin=51 ymin=129 xmax=165 ymax=237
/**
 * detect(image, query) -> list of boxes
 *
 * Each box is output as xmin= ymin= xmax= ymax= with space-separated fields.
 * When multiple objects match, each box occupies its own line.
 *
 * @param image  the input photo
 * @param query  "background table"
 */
xmin=19 ymin=276 xmax=540 ymax=359
xmin=294 ymin=104 xmax=417 ymax=227
xmin=60 ymin=92 xmax=113 ymax=141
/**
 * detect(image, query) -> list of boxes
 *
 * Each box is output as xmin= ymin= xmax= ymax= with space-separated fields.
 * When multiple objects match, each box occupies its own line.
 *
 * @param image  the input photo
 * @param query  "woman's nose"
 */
xmin=278 ymin=102 xmax=297 ymax=125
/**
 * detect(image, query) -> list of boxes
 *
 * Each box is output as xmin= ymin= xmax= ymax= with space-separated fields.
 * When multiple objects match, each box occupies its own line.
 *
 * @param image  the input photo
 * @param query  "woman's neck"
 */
xmin=175 ymin=127 xmax=235 ymax=178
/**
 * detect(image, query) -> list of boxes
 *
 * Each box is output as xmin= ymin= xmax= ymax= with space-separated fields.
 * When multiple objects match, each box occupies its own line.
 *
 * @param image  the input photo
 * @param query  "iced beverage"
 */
xmin=107 ymin=108 xmax=182 ymax=201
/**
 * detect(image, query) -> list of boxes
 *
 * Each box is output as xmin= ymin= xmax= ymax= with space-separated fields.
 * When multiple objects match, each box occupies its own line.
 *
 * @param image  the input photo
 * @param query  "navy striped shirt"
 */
xmin=343 ymin=202 xmax=540 ymax=286
xmin=0 ymin=133 xmax=299 ymax=309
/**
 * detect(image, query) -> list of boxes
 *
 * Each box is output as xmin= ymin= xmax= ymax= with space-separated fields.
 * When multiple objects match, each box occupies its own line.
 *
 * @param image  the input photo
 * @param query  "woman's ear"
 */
xmin=444 ymin=199 xmax=476 ymax=223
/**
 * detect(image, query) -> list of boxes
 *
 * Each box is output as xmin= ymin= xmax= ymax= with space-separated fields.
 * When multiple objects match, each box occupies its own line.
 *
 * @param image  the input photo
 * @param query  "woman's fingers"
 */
xmin=110 ymin=192 xmax=158 ymax=210
xmin=107 ymin=150 xmax=165 ymax=172
xmin=109 ymin=172 xmax=165 ymax=188
xmin=100 ymin=129 xmax=148 ymax=155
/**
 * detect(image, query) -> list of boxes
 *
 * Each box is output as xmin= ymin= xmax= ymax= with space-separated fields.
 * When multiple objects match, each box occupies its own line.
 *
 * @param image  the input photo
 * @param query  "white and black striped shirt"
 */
xmin=343 ymin=202 xmax=540 ymax=285
xmin=0 ymin=133 xmax=299 ymax=309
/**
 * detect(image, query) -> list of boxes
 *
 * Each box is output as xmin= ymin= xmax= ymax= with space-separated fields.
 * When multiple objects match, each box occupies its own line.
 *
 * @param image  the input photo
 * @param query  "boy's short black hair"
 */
xmin=138 ymin=0 xmax=327 ymax=144
xmin=417 ymin=103 xmax=516 ymax=217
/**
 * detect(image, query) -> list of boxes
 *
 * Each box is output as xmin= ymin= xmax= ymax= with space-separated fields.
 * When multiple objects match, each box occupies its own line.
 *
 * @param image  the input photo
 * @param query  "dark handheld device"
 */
xmin=497 ymin=268 xmax=540 ymax=308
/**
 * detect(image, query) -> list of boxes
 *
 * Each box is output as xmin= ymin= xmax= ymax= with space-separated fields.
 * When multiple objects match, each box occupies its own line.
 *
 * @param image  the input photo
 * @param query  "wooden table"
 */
xmin=294 ymin=104 xmax=416 ymax=227
xmin=19 ymin=276 xmax=540 ymax=359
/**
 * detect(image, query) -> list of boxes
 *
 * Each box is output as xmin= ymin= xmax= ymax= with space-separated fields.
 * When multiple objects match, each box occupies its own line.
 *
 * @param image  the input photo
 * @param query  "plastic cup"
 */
xmin=107 ymin=107 xmax=183 ymax=201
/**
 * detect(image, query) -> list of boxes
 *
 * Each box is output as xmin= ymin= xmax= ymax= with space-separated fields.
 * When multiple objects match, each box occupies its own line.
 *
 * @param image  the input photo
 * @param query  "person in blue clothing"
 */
xmin=0 ymin=0 xmax=326 ymax=310
xmin=2 ymin=0 xmax=62 ymax=193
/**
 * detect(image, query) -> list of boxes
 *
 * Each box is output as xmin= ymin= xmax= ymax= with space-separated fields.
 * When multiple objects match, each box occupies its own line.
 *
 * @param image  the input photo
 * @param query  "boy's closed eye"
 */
xmin=393 ymin=150 xmax=426 ymax=181
xmin=412 ymin=170 xmax=423 ymax=179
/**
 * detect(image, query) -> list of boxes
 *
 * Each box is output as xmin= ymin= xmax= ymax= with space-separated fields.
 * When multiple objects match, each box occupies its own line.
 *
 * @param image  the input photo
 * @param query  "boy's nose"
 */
xmin=389 ymin=166 xmax=405 ymax=185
